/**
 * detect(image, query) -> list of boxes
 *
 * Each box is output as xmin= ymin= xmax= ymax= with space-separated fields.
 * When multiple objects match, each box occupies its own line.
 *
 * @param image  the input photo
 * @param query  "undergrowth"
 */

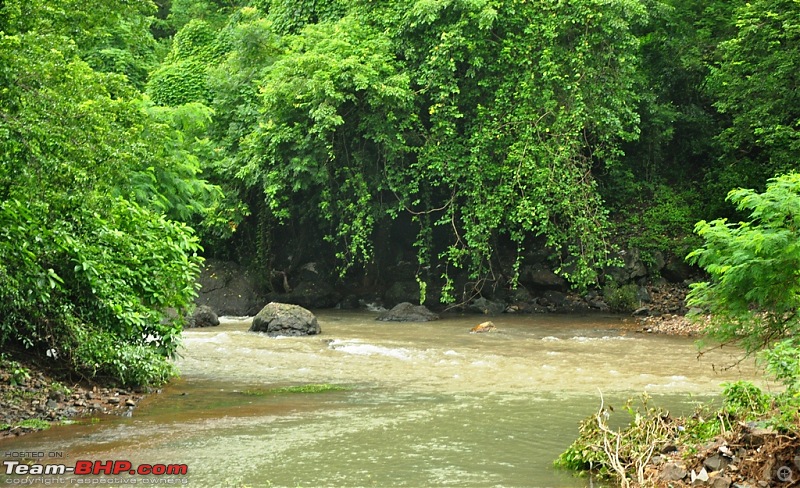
xmin=555 ymin=382 xmax=799 ymax=487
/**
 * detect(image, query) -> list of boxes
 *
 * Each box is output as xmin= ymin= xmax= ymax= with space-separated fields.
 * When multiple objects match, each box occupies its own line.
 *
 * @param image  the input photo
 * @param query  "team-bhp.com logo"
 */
xmin=4 ymin=459 xmax=188 ymax=478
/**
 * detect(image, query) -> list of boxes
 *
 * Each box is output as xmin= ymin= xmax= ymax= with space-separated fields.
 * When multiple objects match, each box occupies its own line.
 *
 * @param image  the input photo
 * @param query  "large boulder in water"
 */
xmin=376 ymin=302 xmax=439 ymax=322
xmin=250 ymin=302 xmax=321 ymax=337
xmin=186 ymin=305 xmax=220 ymax=328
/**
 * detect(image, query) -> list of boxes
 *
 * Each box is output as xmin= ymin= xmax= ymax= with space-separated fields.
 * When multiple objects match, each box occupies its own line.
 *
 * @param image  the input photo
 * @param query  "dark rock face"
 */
xmin=587 ymin=297 xmax=609 ymax=311
xmin=541 ymin=290 xmax=568 ymax=307
xmin=383 ymin=280 xmax=420 ymax=307
xmin=636 ymin=285 xmax=652 ymax=303
xmin=192 ymin=249 xmax=692 ymax=318
xmin=195 ymin=259 xmax=263 ymax=316
xmin=469 ymin=297 xmax=506 ymax=316
xmin=662 ymin=254 xmax=695 ymax=283
xmin=605 ymin=248 xmax=648 ymax=284
xmin=270 ymin=280 xmax=341 ymax=309
xmin=376 ymin=302 xmax=439 ymax=322
xmin=187 ymin=305 xmax=220 ymax=328
xmin=250 ymin=302 xmax=321 ymax=336
xmin=519 ymin=264 xmax=567 ymax=290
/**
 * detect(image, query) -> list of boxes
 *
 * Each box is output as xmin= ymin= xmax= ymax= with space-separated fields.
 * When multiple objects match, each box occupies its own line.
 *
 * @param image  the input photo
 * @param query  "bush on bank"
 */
xmin=558 ymin=173 xmax=800 ymax=484
xmin=0 ymin=3 xmax=218 ymax=387
xmin=0 ymin=198 xmax=202 ymax=386
xmin=556 ymin=381 xmax=800 ymax=486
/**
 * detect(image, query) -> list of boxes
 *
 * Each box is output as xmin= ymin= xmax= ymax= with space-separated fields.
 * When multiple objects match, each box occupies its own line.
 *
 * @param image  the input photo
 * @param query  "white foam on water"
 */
xmin=218 ymin=315 xmax=253 ymax=324
xmin=570 ymin=335 xmax=633 ymax=342
xmin=470 ymin=360 xmax=494 ymax=367
xmin=182 ymin=331 xmax=231 ymax=344
xmin=328 ymin=339 xmax=413 ymax=360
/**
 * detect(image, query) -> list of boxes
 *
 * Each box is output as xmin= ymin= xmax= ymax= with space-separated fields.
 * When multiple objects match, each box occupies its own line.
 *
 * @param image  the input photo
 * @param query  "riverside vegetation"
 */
xmin=1 ymin=0 xmax=799 ymax=479
xmin=556 ymin=175 xmax=800 ymax=486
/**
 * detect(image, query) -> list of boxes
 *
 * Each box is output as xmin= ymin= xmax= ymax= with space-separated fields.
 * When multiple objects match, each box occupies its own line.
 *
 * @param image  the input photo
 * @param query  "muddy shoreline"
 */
xmin=0 ymin=357 xmax=150 ymax=439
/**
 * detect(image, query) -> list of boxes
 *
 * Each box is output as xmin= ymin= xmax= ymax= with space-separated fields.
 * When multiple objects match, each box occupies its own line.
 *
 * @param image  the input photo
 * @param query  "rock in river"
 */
xmin=470 ymin=321 xmax=497 ymax=333
xmin=186 ymin=305 xmax=220 ymax=328
xmin=376 ymin=302 xmax=439 ymax=322
xmin=250 ymin=302 xmax=321 ymax=337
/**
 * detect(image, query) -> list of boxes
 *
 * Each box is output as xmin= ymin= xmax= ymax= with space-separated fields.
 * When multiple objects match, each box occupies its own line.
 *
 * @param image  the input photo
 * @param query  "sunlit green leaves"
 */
xmin=687 ymin=173 xmax=800 ymax=353
xmin=0 ymin=0 xmax=214 ymax=385
xmin=226 ymin=0 xmax=651 ymax=291
xmin=238 ymin=13 xmax=414 ymax=271
xmin=706 ymin=0 xmax=800 ymax=188
xmin=379 ymin=0 xmax=647 ymax=289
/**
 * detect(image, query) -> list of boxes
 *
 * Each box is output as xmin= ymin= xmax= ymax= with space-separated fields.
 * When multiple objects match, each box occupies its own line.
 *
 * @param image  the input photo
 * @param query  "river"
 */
xmin=1 ymin=311 xmax=763 ymax=487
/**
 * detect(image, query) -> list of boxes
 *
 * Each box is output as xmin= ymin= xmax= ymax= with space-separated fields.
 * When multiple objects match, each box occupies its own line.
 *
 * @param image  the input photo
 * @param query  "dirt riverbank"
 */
xmin=0 ymin=355 xmax=148 ymax=439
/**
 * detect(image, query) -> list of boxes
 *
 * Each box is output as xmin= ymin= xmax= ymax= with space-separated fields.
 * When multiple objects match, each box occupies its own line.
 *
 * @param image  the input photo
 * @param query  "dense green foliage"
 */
xmin=685 ymin=173 xmax=800 ymax=438
xmin=164 ymin=0 xmax=798 ymax=296
xmin=667 ymin=174 xmax=800 ymax=485
xmin=687 ymin=173 xmax=800 ymax=353
xmin=0 ymin=0 xmax=219 ymax=385
xmin=706 ymin=0 xmax=800 ymax=193
xmin=199 ymin=0 xmax=654 ymax=292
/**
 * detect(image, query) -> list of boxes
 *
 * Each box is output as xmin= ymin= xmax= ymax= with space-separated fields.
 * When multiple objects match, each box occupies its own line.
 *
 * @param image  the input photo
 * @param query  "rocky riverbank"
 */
xmin=563 ymin=402 xmax=800 ymax=488
xmin=0 ymin=357 xmax=148 ymax=439
xmin=646 ymin=426 xmax=800 ymax=488
xmin=634 ymin=312 xmax=708 ymax=337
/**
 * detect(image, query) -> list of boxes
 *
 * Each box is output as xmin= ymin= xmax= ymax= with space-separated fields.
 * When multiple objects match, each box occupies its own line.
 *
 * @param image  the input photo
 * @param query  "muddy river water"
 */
xmin=1 ymin=311 xmax=765 ymax=487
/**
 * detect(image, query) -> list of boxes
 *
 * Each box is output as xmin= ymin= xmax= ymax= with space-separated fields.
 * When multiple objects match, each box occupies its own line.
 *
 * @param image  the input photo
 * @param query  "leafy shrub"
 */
xmin=147 ymin=59 xmax=211 ymax=106
xmin=0 ymin=357 xmax=31 ymax=387
xmin=603 ymin=282 xmax=639 ymax=312
xmin=608 ymin=183 xmax=703 ymax=264
xmin=687 ymin=173 xmax=800 ymax=353
xmin=0 ymin=198 xmax=201 ymax=386
xmin=721 ymin=380 xmax=772 ymax=418
xmin=764 ymin=340 xmax=800 ymax=394
xmin=0 ymin=0 xmax=218 ymax=388
xmin=171 ymin=19 xmax=218 ymax=61
xmin=17 ymin=419 xmax=50 ymax=430
xmin=264 ymin=0 xmax=347 ymax=35
xmin=555 ymin=395 xmax=678 ymax=482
